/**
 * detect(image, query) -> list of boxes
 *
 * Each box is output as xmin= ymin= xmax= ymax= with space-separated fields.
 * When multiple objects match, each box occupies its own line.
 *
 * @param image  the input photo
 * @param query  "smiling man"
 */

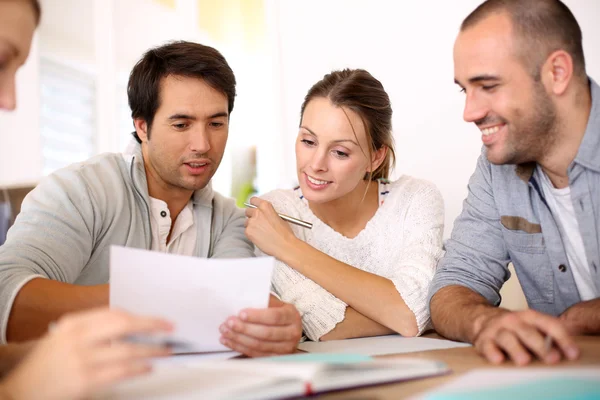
xmin=429 ymin=0 xmax=599 ymax=365
xmin=0 ymin=41 xmax=302 ymax=357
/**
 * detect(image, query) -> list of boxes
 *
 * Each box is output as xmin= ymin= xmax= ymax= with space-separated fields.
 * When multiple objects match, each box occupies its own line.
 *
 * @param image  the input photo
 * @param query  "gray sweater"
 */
xmin=0 ymin=148 xmax=254 ymax=342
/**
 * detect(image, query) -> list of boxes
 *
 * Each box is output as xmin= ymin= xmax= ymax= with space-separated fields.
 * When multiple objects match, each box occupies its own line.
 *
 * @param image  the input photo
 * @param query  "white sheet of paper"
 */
xmin=298 ymin=334 xmax=471 ymax=356
xmin=109 ymin=246 xmax=274 ymax=353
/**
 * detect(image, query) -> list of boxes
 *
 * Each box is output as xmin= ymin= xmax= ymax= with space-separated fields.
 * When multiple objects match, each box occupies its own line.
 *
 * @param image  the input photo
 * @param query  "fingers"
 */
xmin=219 ymin=330 xmax=296 ymax=357
xmin=495 ymin=329 xmax=531 ymax=366
xmin=268 ymin=294 xmax=285 ymax=307
xmin=219 ymin=303 xmax=302 ymax=357
xmin=87 ymin=361 xmax=153 ymax=391
xmin=88 ymin=342 xmax=171 ymax=367
xmin=57 ymin=309 xmax=173 ymax=345
xmin=525 ymin=311 xmax=580 ymax=360
xmin=220 ymin=318 xmax=299 ymax=343
xmin=219 ymin=337 xmax=277 ymax=358
xmin=89 ymin=312 xmax=173 ymax=345
xmin=477 ymin=337 xmax=505 ymax=364
xmin=249 ymin=197 xmax=263 ymax=207
xmin=237 ymin=304 xmax=300 ymax=327
xmin=474 ymin=310 xmax=579 ymax=366
xmin=511 ymin=321 xmax=560 ymax=364
xmin=247 ymin=197 xmax=270 ymax=213
xmin=248 ymin=197 xmax=279 ymax=218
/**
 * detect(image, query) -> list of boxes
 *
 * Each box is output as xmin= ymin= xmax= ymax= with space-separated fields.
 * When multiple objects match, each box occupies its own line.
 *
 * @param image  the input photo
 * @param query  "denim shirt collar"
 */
xmin=572 ymin=78 xmax=600 ymax=173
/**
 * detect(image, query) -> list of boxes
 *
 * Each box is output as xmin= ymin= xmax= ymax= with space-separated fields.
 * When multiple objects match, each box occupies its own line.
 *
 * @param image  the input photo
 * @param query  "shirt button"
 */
xmin=558 ymin=264 xmax=567 ymax=273
xmin=160 ymin=211 xmax=167 ymax=218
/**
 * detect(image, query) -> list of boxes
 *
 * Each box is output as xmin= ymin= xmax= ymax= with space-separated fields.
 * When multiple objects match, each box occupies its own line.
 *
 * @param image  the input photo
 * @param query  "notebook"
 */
xmin=97 ymin=354 xmax=449 ymax=400
xmin=298 ymin=334 xmax=471 ymax=356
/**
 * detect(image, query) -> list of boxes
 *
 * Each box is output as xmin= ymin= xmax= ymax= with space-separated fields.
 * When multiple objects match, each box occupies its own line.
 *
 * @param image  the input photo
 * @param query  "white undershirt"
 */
xmin=538 ymin=167 xmax=598 ymax=301
xmin=149 ymin=197 xmax=196 ymax=256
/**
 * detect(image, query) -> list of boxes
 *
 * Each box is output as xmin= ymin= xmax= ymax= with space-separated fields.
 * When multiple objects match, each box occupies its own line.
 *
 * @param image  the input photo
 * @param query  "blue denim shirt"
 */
xmin=429 ymin=78 xmax=600 ymax=316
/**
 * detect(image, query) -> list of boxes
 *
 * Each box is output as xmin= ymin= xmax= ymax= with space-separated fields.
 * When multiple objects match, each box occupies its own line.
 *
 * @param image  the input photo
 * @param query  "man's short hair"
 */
xmin=128 ymin=41 xmax=236 ymax=143
xmin=461 ymin=0 xmax=586 ymax=81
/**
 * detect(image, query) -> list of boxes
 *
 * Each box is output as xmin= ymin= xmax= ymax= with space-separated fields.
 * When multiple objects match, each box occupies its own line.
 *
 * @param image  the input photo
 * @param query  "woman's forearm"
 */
xmin=280 ymin=238 xmax=418 ymax=336
xmin=320 ymin=306 xmax=395 ymax=341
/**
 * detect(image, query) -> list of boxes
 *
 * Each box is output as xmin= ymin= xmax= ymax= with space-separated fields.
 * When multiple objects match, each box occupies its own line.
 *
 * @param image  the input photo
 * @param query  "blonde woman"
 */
xmin=243 ymin=69 xmax=444 ymax=341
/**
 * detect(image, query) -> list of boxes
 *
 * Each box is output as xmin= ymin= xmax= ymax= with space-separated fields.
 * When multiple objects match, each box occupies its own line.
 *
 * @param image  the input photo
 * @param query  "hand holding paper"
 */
xmin=220 ymin=295 xmax=303 ymax=357
xmin=109 ymin=246 xmax=275 ymax=354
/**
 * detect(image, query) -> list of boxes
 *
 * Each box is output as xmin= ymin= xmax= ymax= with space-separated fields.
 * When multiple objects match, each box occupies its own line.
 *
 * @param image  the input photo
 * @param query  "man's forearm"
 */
xmin=560 ymin=298 xmax=600 ymax=336
xmin=430 ymin=285 xmax=507 ymax=343
xmin=320 ymin=307 xmax=395 ymax=341
xmin=7 ymin=278 xmax=108 ymax=342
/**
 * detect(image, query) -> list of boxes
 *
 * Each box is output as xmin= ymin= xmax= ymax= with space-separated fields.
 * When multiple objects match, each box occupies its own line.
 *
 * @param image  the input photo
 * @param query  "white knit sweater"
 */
xmin=258 ymin=176 xmax=445 ymax=341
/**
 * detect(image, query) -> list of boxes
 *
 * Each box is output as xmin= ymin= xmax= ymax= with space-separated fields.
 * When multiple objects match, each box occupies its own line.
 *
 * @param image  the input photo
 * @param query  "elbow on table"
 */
xmin=391 ymin=315 xmax=419 ymax=337
xmin=396 ymin=324 xmax=419 ymax=337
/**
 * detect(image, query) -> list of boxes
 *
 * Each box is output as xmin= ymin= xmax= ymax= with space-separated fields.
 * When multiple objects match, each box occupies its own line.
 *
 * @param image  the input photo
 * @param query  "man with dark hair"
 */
xmin=0 ymin=2 xmax=185 ymax=398
xmin=429 ymin=0 xmax=599 ymax=365
xmin=127 ymin=41 xmax=237 ymax=144
xmin=0 ymin=41 xmax=302 ymax=357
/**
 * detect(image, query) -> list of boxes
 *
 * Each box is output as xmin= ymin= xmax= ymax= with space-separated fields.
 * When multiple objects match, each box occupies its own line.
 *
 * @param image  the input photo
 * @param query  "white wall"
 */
xmin=262 ymin=0 xmax=600 ymax=238
xmin=2 ymin=0 xmax=599 ymax=219
xmin=0 ymin=0 xmax=211 ymax=187
xmin=0 ymin=36 xmax=41 ymax=188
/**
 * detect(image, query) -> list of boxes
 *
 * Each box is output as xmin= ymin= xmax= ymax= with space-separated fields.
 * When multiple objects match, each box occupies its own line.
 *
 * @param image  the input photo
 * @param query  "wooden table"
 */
xmin=315 ymin=335 xmax=600 ymax=399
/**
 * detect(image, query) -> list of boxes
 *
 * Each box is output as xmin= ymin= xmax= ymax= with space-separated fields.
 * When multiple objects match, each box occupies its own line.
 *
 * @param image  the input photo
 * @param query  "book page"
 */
xmin=299 ymin=335 xmax=470 ymax=356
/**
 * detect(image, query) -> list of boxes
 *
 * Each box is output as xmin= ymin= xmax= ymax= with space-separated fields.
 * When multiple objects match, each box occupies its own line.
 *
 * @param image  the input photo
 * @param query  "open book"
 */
xmin=97 ymin=354 xmax=449 ymax=400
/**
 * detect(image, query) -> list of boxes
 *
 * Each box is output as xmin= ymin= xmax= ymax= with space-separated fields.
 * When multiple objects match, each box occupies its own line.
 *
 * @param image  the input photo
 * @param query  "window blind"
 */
xmin=39 ymin=58 xmax=96 ymax=175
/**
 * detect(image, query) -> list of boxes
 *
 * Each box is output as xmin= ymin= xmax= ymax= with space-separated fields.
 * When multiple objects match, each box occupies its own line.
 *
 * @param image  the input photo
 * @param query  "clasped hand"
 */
xmin=474 ymin=309 xmax=580 ymax=365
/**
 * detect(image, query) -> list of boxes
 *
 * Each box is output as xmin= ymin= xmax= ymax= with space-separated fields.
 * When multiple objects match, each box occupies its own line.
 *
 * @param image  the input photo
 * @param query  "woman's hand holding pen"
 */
xmin=239 ymin=198 xmax=304 ymax=356
xmin=244 ymin=197 xmax=299 ymax=258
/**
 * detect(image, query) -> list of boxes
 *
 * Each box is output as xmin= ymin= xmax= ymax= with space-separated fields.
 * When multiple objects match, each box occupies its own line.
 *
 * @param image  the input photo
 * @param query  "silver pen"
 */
xmin=544 ymin=333 xmax=553 ymax=352
xmin=244 ymin=202 xmax=313 ymax=229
